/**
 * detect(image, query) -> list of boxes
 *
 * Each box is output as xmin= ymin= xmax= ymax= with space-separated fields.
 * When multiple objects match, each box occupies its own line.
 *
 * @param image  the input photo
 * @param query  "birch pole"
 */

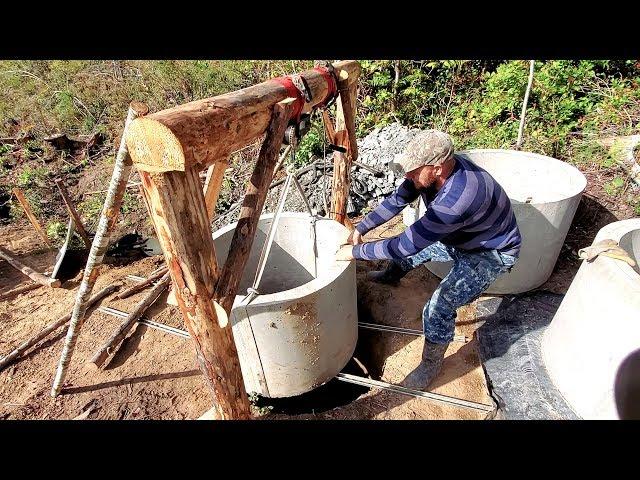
xmin=50 ymin=101 xmax=148 ymax=397
xmin=516 ymin=60 xmax=535 ymax=151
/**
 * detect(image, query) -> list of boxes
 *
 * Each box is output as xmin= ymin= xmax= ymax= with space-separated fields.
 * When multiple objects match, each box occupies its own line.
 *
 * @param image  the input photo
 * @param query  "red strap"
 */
xmin=314 ymin=66 xmax=338 ymax=108
xmin=272 ymin=76 xmax=305 ymax=122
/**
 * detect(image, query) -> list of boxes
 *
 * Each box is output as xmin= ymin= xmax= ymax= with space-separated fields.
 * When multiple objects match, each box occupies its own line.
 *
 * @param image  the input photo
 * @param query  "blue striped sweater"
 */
xmin=352 ymin=154 xmax=522 ymax=261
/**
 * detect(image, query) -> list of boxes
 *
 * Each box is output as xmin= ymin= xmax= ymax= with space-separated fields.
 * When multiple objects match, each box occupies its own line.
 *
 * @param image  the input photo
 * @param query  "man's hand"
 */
xmin=348 ymin=229 xmax=363 ymax=245
xmin=335 ymin=244 xmax=355 ymax=261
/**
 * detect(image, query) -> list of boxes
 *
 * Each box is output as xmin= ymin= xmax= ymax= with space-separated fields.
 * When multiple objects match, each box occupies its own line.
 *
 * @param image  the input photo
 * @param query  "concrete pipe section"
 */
xmin=542 ymin=219 xmax=640 ymax=419
xmin=213 ymin=213 xmax=358 ymax=398
xmin=403 ymin=149 xmax=587 ymax=294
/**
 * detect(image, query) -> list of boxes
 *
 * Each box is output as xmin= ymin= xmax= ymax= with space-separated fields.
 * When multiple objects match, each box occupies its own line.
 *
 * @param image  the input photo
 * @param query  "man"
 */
xmin=336 ymin=130 xmax=521 ymax=389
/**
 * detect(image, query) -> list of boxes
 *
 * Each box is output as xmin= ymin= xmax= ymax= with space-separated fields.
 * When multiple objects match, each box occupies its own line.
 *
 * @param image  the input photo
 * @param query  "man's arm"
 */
xmin=355 ymin=178 xmax=420 ymax=236
xmin=352 ymin=204 xmax=464 ymax=261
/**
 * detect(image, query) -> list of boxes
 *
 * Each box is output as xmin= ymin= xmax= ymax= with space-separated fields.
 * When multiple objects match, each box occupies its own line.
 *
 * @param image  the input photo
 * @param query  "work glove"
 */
xmin=578 ymin=238 xmax=636 ymax=267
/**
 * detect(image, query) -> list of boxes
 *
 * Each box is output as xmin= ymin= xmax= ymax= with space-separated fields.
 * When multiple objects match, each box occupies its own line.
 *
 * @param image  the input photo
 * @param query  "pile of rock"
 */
xmin=213 ymin=122 xmax=420 ymax=230
xmin=345 ymin=122 xmax=422 ymax=213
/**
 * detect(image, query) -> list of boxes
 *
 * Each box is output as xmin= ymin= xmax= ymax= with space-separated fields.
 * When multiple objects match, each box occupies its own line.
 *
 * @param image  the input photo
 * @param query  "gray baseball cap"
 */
xmin=389 ymin=130 xmax=454 ymax=175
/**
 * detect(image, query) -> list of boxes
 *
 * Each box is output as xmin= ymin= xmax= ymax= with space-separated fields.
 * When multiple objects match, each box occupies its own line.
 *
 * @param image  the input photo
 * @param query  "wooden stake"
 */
xmin=331 ymin=73 xmax=359 ymax=227
xmin=0 ymin=246 xmax=61 ymax=288
xmin=54 ymin=178 xmax=92 ymax=249
xmin=321 ymin=109 xmax=337 ymax=144
xmin=213 ymin=99 xmax=294 ymax=314
xmin=0 ymin=284 xmax=119 ymax=372
xmin=138 ymin=164 xmax=250 ymax=419
xmin=51 ymin=101 xmax=149 ymax=398
xmin=0 ymin=282 xmax=41 ymax=301
xmin=11 ymin=187 xmax=51 ymax=248
xmin=89 ymin=273 xmax=170 ymax=369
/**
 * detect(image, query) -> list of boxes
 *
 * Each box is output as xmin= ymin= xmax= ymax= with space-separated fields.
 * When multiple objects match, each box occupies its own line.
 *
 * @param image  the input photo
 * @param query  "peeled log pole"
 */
xmin=138 ymin=166 xmax=250 ymax=420
xmin=0 ymin=246 xmax=61 ymax=288
xmin=90 ymin=273 xmax=170 ymax=368
xmin=51 ymin=101 xmax=149 ymax=398
xmin=331 ymin=76 xmax=358 ymax=228
xmin=0 ymin=284 xmax=119 ymax=372
xmin=11 ymin=188 xmax=51 ymax=249
xmin=125 ymin=60 xmax=361 ymax=173
xmin=213 ymin=100 xmax=293 ymax=314
xmin=203 ymin=159 xmax=230 ymax=220
xmin=54 ymin=178 xmax=92 ymax=249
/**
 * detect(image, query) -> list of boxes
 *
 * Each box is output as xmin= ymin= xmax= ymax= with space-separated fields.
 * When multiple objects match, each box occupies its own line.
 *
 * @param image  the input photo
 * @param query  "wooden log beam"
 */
xmin=54 ymin=178 xmax=92 ymax=249
xmin=89 ymin=273 xmax=170 ymax=369
xmin=137 ymin=165 xmax=250 ymax=420
xmin=213 ymin=99 xmax=293 ymax=314
xmin=0 ymin=246 xmax=61 ymax=288
xmin=331 ymin=74 xmax=359 ymax=228
xmin=0 ymin=284 xmax=119 ymax=372
xmin=126 ymin=60 xmax=361 ymax=173
xmin=11 ymin=187 xmax=51 ymax=248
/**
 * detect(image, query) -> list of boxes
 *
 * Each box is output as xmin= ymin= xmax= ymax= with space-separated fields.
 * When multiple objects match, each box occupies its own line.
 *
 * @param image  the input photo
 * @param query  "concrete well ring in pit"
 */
xmin=213 ymin=213 xmax=358 ymax=398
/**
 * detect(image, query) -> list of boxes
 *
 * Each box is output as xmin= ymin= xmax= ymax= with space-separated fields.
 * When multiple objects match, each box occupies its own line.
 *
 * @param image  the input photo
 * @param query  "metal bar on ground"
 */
xmin=95 ymin=305 xmax=489 ymax=413
xmin=335 ymin=372 xmax=494 ymax=413
xmin=97 ymin=306 xmax=190 ymax=339
xmin=358 ymin=321 xmax=468 ymax=343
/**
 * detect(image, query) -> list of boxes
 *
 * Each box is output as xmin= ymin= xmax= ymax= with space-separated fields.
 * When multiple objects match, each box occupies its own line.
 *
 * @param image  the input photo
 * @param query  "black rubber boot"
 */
xmin=403 ymin=340 xmax=449 ymax=390
xmin=366 ymin=261 xmax=410 ymax=286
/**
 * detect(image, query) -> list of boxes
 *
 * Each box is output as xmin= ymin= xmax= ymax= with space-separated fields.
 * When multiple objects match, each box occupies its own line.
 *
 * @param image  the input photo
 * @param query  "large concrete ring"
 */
xmin=213 ymin=213 xmax=358 ymax=398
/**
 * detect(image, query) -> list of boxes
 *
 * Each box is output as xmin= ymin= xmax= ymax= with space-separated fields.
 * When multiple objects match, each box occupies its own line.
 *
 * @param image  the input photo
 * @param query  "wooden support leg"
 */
xmin=331 ymin=74 xmax=359 ymax=229
xmin=213 ymin=99 xmax=294 ymax=314
xmin=165 ymin=156 xmax=229 ymax=307
xmin=204 ymin=159 xmax=230 ymax=221
xmin=138 ymin=165 xmax=251 ymax=420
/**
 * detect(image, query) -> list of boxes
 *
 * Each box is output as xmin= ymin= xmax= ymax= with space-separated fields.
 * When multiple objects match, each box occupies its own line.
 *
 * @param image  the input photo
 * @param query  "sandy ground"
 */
xmin=1 ymin=224 xmax=212 ymax=420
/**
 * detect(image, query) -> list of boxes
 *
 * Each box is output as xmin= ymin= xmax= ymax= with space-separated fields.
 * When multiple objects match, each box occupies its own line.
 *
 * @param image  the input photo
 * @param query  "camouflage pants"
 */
xmin=396 ymin=242 xmax=517 ymax=344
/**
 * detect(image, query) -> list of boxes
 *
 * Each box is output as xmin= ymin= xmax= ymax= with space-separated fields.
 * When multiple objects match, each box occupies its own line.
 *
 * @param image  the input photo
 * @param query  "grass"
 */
xmin=46 ymin=220 xmax=68 ymax=242
xmin=78 ymin=193 xmax=106 ymax=225
xmin=10 ymin=187 xmax=42 ymax=219
xmin=1 ymin=60 xmax=639 ymax=232
xmin=17 ymin=166 xmax=47 ymax=187
xmin=603 ymin=176 xmax=625 ymax=196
